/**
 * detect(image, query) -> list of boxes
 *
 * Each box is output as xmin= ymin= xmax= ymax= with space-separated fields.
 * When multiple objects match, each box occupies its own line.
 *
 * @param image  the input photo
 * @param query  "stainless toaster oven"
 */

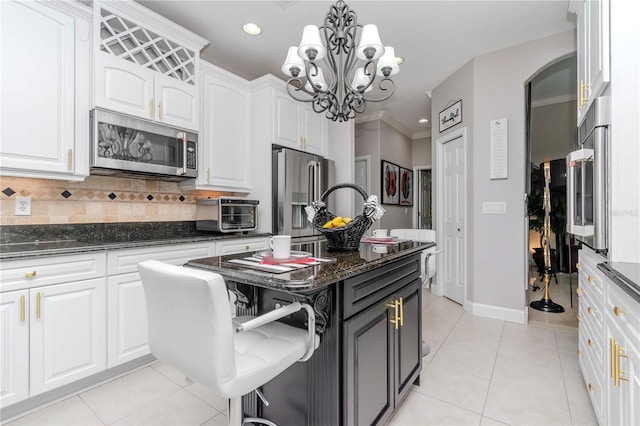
xmin=196 ymin=197 xmax=259 ymax=233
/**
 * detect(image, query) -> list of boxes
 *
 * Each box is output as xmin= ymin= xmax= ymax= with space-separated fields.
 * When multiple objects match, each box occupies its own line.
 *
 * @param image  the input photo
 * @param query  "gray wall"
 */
xmin=530 ymin=100 xmax=577 ymax=165
xmin=412 ymin=136 xmax=432 ymax=166
xmin=432 ymin=30 xmax=576 ymax=318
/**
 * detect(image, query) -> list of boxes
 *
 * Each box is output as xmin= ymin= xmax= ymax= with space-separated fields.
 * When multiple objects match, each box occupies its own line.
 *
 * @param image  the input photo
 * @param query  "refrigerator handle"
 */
xmin=315 ymin=161 xmax=322 ymax=205
xmin=308 ymin=161 xmax=315 ymax=206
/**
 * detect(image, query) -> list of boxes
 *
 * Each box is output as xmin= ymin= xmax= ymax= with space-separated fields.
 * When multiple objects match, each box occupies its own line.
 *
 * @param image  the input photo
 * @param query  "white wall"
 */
xmin=432 ymin=30 xmax=576 ymax=321
xmin=327 ymin=120 xmax=356 ymax=219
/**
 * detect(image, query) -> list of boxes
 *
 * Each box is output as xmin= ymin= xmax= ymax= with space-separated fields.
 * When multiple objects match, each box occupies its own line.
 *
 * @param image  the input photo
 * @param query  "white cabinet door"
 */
xmin=29 ymin=279 xmax=106 ymax=396
xmin=155 ymin=75 xmax=198 ymax=131
xmin=587 ymin=0 xmax=610 ymax=102
xmin=301 ymin=105 xmax=328 ymax=156
xmin=95 ymin=53 xmax=155 ymax=121
xmin=107 ymin=273 xmax=149 ymax=368
xmin=194 ymin=63 xmax=252 ymax=191
xmin=0 ymin=290 xmax=29 ymax=407
xmin=274 ymin=92 xmax=302 ymax=149
xmin=0 ymin=0 xmax=75 ymax=176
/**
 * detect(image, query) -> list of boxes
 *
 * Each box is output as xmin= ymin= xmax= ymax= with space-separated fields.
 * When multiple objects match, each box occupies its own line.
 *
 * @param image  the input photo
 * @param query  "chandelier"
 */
xmin=281 ymin=0 xmax=400 ymax=122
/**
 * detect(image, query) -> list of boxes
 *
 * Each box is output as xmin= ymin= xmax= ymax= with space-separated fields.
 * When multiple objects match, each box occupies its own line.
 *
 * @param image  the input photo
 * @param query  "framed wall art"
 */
xmin=439 ymin=99 xmax=462 ymax=132
xmin=399 ymin=167 xmax=413 ymax=206
xmin=381 ymin=160 xmax=399 ymax=205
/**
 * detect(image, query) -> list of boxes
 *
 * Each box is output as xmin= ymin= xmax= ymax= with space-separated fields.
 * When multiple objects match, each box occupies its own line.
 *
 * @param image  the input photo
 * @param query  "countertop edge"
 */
xmin=0 ymin=233 xmax=271 ymax=261
xmin=597 ymin=262 xmax=640 ymax=304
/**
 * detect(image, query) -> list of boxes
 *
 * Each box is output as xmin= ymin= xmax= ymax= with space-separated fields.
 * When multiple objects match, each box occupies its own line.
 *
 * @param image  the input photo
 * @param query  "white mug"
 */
xmin=373 ymin=229 xmax=388 ymax=237
xmin=372 ymin=244 xmax=388 ymax=254
xmin=270 ymin=235 xmax=291 ymax=259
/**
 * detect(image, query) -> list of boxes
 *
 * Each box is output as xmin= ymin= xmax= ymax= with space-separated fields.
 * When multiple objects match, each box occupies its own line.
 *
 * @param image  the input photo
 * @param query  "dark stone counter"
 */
xmin=0 ymin=221 xmax=269 ymax=260
xmin=186 ymin=239 xmax=434 ymax=295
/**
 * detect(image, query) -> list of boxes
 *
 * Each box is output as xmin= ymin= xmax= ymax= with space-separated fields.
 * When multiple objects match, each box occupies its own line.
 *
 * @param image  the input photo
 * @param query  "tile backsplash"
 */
xmin=0 ymin=176 xmax=231 ymax=225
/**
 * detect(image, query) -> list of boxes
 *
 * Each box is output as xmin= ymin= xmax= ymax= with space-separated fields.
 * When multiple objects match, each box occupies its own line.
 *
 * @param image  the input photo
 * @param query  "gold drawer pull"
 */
xmin=614 ymin=306 xmax=627 ymax=317
xmin=588 ymin=339 xmax=596 ymax=347
xmin=588 ymin=383 xmax=596 ymax=392
xmin=576 ymin=314 xmax=582 ymax=321
xmin=25 ymin=271 xmax=36 ymax=278
xmin=588 ymin=275 xmax=595 ymax=283
xmin=576 ymin=263 xmax=582 ymax=270
xmin=576 ymin=288 xmax=583 ymax=295
xmin=587 ymin=307 xmax=596 ymax=315
xmin=245 ymin=245 xmax=250 ymax=251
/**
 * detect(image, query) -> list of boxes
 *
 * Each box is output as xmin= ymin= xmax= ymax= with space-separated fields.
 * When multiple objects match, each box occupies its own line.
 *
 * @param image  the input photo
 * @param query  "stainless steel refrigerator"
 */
xmin=272 ymin=145 xmax=334 ymax=238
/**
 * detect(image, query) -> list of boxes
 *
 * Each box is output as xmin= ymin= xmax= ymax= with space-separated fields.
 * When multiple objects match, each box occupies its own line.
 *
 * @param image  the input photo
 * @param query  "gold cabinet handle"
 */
xmin=576 ymin=287 xmax=583 ymax=295
xmin=579 ymin=80 xmax=590 ymax=110
xmin=610 ymin=338 xmax=616 ymax=379
xmin=588 ymin=275 xmax=595 ymax=283
xmin=20 ymin=295 xmax=25 ymax=322
xmin=611 ymin=338 xmax=630 ymax=387
xmin=587 ymin=306 xmax=596 ymax=315
xmin=245 ymin=245 xmax=250 ymax=251
xmin=68 ymin=149 xmax=73 ymax=171
xmin=576 ymin=314 xmax=582 ymax=321
xmin=577 ymin=350 xmax=581 ymax=356
xmin=398 ymin=297 xmax=404 ymax=327
xmin=149 ymin=99 xmax=154 ymax=118
xmin=576 ymin=263 xmax=582 ymax=270
xmin=36 ymin=292 xmax=41 ymax=319
xmin=614 ymin=306 xmax=627 ymax=317
xmin=158 ymin=101 xmax=163 ymax=120
xmin=207 ymin=168 xmax=211 ymax=184
xmin=25 ymin=270 xmax=36 ymax=278
xmin=588 ymin=338 xmax=596 ymax=347
xmin=387 ymin=300 xmax=399 ymax=330
xmin=588 ymin=383 xmax=596 ymax=392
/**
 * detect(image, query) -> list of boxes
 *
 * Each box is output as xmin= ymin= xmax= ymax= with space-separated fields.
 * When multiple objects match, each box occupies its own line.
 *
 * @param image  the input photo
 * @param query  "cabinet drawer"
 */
xmin=605 ymin=281 xmax=640 ymax=340
xmin=579 ymin=305 xmax=605 ymax=370
xmin=0 ymin=253 xmax=107 ymax=292
xmin=578 ymin=335 xmax=605 ymax=425
xmin=342 ymin=255 xmax=420 ymax=319
xmin=578 ymin=282 xmax=604 ymax=333
xmin=217 ymin=238 xmax=268 ymax=256
xmin=577 ymin=250 xmax=606 ymax=297
xmin=108 ymin=242 xmax=215 ymax=275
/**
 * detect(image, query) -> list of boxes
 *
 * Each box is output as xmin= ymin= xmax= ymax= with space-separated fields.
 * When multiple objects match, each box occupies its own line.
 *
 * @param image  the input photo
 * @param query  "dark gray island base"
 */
xmin=186 ymin=239 xmax=434 ymax=426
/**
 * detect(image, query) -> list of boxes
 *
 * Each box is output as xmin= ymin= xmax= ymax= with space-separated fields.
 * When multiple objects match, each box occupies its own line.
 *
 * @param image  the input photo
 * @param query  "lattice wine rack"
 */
xmin=98 ymin=7 xmax=196 ymax=85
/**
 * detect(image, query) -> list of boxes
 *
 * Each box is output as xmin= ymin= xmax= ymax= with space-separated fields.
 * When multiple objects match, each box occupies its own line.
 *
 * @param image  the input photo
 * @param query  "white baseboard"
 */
xmin=464 ymin=300 xmax=527 ymax=324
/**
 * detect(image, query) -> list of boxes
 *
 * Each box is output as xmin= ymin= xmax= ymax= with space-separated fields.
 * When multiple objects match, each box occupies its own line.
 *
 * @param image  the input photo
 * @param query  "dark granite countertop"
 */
xmin=0 ymin=221 xmax=270 ymax=260
xmin=598 ymin=261 xmax=640 ymax=304
xmin=186 ymin=239 xmax=434 ymax=295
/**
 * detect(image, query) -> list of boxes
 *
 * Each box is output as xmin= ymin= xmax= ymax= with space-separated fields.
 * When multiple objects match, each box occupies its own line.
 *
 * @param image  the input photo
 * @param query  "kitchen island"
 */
xmin=186 ymin=238 xmax=434 ymax=426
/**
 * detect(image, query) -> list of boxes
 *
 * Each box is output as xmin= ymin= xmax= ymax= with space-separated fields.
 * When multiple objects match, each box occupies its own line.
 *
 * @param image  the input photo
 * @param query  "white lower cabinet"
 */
xmin=578 ymin=247 xmax=640 ymax=424
xmin=106 ymin=242 xmax=216 ymax=368
xmin=0 ymin=290 xmax=29 ymax=407
xmin=29 ymin=279 xmax=107 ymax=396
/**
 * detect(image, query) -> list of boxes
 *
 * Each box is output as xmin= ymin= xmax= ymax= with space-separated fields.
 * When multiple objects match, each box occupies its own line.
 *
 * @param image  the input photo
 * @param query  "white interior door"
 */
xmin=442 ymin=136 xmax=465 ymax=305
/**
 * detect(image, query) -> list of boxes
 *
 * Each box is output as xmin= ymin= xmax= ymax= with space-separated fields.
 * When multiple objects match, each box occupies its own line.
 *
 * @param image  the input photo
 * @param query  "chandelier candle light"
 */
xmin=281 ymin=0 xmax=400 ymax=122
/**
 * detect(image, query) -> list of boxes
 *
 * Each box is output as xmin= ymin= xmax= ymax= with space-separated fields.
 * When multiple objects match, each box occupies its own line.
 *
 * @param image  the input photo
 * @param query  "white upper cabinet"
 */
xmin=253 ymin=75 xmax=328 ymax=157
xmin=0 ymin=0 xmax=91 ymax=181
xmin=181 ymin=61 xmax=252 ymax=192
xmin=574 ymin=0 xmax=610 ymax=123
xmin=93 ymin=0 xmax=207 ymax=131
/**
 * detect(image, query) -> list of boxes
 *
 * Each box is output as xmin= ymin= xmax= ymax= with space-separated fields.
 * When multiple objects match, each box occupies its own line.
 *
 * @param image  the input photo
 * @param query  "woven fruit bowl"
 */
xmin=306 ymin=183 xmax=385 ymax=251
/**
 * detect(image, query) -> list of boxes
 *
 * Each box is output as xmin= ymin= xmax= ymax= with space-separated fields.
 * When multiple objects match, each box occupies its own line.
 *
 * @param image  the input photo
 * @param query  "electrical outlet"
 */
xmin=15 ymin=196 xmax=31 ymax=216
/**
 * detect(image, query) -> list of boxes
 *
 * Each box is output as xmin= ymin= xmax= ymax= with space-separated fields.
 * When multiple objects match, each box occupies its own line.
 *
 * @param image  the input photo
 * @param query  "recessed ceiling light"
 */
xmin=419 ymin=118 xmax=429 ymax=124
xmin=242 ymin=23 xmax=262 ymax=36
xmin=396 ymin=57 xmax=404 ymax=65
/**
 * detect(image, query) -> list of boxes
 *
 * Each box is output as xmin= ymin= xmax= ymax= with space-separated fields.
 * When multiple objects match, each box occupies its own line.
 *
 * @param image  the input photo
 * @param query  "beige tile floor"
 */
xmin=5 ymin=273 xmax=595 ymax=426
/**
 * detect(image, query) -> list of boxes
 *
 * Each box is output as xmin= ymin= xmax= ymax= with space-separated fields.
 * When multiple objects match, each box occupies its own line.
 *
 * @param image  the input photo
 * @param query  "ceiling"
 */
xmin=137 ymin=0 xmax=576 ymax=138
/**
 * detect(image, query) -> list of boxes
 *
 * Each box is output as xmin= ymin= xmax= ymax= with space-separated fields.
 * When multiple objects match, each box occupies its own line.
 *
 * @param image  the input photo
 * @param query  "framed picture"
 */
xmin=381 ymin=160 xmax=399 ymax=205
xmin=399 ymin=167 xmax=413 ymax=206
xmin=439 ymin=99 xmax=462 ymax=132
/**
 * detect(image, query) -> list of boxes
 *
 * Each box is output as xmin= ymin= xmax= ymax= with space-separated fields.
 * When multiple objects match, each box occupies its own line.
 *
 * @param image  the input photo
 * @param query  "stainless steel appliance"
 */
xmin=90 ymin=109 xmax=197 ymax=181
xmin=566 ymin=96 xmax=610 ymax=252
xmin=196 ymin=197 xmax=259 ymax=233
xmin=272 ymin=146 xmax=334 ymax=238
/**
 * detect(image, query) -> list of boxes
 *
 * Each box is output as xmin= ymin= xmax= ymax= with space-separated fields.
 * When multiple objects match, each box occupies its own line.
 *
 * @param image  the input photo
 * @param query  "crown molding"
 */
xmin=531 ymin=93 xmax=577 ymax=108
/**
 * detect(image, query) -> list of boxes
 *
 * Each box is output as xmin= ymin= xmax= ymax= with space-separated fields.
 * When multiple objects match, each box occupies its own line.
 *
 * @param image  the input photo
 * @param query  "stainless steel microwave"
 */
xmin=90 ymin=109 xmax=197 ymax=181
xmin=566 ymin=96 xmax=609 ymax=252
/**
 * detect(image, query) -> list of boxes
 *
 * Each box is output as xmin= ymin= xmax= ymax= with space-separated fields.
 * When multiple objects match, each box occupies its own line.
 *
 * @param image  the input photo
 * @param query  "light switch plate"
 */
xmin=483 ymin=201 xmax=506 ymax=214
xmin=15 ymin=196 xmax=31 ymax=216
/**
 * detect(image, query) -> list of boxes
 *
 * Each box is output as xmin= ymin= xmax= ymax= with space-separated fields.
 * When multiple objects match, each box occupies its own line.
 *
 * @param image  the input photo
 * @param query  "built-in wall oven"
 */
xmin=90 ymin=109 xmax=197 ymax=181
xmin=566 ymin=96 xmax=610 ymax=252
